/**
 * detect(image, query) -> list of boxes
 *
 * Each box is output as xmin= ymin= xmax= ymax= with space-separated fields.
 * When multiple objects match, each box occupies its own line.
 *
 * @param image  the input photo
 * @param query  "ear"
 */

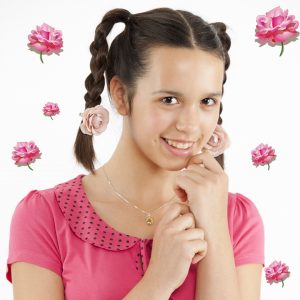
xmin=109 ymin=75 xmax=129 ymax=116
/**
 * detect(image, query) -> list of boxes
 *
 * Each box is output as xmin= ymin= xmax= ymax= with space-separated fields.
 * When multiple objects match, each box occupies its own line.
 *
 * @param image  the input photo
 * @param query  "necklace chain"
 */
xmin=102 ymin=165 xmax=177 ymax=225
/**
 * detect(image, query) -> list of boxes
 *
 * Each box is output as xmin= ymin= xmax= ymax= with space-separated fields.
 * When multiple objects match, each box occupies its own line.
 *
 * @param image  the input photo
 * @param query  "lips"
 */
xmin=162 ymin=137 xmax=195 ymax=144
xmin=160 ymin=137 xmax=194 ymax=157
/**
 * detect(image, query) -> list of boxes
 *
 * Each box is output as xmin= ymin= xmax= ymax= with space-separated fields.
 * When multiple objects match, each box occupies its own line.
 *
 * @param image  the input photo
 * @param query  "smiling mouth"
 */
xmin=160 ymin=137 xmax=196 ymax=158
xmin=162 ymin=137 xmax=197 ymax=144
xmin=161 ymin=137 xmax=196 ymax=149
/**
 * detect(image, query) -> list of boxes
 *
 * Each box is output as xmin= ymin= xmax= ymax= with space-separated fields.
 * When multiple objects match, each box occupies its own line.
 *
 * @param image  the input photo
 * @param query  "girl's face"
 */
xmin=126 ymin=46 xmax=224 ymax=171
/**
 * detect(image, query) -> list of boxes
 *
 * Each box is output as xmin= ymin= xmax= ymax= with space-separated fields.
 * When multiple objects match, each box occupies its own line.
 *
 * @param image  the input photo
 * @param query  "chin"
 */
xmin=160 ymin=158 xmax=190 ymax=172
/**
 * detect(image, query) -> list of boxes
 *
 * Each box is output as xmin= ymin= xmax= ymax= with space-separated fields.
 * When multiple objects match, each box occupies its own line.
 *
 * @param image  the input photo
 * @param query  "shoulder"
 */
xmin=12 ymin=174 xmax=84 ymax=220
xmin=228 ymin=192 xmax=263 ymax=222
xmin=227 ymin=192 xmax=265 ymax=239
xmin=5 ymin=178 xmax=78 ymax=284
xmin=227 ymin=191 xmax=263 ymax=217
xmin=227 ymin=192 xmax=265 ymax=245
xmin=12 ymin=190 xmax=53 ymax=222
xmin=227 ymin=192 xmax=265 ymax=266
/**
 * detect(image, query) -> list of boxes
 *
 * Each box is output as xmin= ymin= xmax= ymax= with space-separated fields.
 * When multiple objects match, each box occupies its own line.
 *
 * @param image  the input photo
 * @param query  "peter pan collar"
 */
xmin=53 ymin=174 xmax=149 ymax=251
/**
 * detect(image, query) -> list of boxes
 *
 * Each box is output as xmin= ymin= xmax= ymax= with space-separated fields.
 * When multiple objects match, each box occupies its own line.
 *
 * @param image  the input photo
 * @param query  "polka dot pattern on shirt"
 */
xmin=54 ymin=174 xmax=151 ymax=251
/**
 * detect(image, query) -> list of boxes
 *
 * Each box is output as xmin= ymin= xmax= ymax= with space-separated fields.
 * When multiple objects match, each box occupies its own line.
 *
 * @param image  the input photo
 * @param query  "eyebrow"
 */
xmin=152 ymin=90 xmax=223 ymax=97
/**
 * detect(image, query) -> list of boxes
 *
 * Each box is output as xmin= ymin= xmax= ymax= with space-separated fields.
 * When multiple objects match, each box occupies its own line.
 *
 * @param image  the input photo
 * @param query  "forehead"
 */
xmin=139 ymin=46 xmax=224 ymax=94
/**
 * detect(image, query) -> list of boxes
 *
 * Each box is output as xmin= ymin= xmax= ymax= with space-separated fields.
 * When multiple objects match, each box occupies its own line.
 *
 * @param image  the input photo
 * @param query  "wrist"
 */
xmin=195 ymin=215 xmax=228 ymax=232
xmin=142 ymin=266 xmax=173 ymax=299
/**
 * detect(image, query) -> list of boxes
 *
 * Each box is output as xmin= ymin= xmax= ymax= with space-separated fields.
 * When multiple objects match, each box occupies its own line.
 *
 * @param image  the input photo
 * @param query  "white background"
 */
xmin=1 ymin=0 xmax=300 ymax=298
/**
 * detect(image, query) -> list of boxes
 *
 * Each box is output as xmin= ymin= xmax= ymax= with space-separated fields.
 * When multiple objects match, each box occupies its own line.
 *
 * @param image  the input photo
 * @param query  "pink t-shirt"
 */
xmin=6 ymin=174 xmax=265 ymax=299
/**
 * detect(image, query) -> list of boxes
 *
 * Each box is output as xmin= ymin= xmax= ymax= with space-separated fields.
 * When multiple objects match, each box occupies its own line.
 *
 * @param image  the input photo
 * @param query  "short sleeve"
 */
xmin=6 ymin=190 xmax=62 ymax=283
xmin=233 ymin=192 xmax=265 ymax=267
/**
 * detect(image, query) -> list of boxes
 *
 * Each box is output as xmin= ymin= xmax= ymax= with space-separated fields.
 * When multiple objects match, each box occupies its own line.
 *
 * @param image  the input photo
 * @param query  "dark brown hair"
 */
xmin=73 ymin=7 xmax=231 ymax=175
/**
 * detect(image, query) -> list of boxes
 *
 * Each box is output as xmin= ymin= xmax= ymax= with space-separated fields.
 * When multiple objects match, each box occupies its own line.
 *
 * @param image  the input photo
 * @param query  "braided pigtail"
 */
xmin=73 ymin=8 xmax=131 ymax=174
xmin=209 ymin=22 xmax=231 ymax=168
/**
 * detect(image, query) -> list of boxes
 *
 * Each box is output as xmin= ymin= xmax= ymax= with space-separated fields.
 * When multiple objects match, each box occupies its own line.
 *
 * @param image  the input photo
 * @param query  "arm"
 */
xmin=123 ymin=268 xmax=172 ymax=300
xmin=236 ymin=264 xmax=263 ymax=300
xmin=195 ymin=221 xmax=241 ymax=300
xmin=12 ymin=262 xmax=64 ymax=300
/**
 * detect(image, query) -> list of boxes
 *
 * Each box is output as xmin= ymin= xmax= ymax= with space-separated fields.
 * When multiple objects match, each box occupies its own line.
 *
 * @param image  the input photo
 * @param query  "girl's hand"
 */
xmin=147 ymin=202 xmax=207 ymax=293
xmin=173 ymin=149 xmax=229 ymax=231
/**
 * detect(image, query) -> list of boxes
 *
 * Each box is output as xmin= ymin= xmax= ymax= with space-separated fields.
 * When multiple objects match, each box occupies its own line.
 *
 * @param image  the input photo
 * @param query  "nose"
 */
xmin=175 ymin=103 xmax=200 ymax=133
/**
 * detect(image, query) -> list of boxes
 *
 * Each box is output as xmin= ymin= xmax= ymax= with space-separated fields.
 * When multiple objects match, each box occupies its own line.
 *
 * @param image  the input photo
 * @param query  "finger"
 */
xmin=178 ymin=227 xmax=205 ymax=241
xmin=186 ymin=163 xmax=211 ymax=176
xmin=169 ymin=212 xmax=195 ymax=231
xmin=174 ymin=186 xmax=188 ymax=203
xmin=177 ymin=172 xmax=200 ymax=184
xmin=173 ymin=174 xmax=199 ymax=203
xmin=187 ymin=150 xmax=222 ymax=174
xmin=186 ymin=151 xmax=206 ymax=166
xmin=192 ymin=250 xmax=207 ymax=264
xmin=159 ymin=202 xmax=190 ymax=226
xmin=181 ymin=168 xmax=207 ymax=181
xmin=194 ymin=239 xmax=207 ymax=256
xmin=175 ymin=172 xmax=200 ymax=190
xmin=190 ymin=239 xmax=208 ymax=262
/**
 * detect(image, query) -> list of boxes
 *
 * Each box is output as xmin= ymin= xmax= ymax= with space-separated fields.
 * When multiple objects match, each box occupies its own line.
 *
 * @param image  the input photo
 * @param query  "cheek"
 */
xmin=153 ymin=113 xmax=164 ymax=126
xmin=150 ymin=111 xmax=174 ymax=136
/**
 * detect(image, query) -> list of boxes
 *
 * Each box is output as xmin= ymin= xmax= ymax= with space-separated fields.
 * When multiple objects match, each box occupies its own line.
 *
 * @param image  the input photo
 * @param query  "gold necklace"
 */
xmin=102 ymin=165 xmax=177 ymax=225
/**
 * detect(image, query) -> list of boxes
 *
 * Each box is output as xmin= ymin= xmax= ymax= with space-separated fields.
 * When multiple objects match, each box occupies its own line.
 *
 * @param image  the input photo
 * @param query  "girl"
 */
xmin=6 ymin=7 xmax=264 ymax=300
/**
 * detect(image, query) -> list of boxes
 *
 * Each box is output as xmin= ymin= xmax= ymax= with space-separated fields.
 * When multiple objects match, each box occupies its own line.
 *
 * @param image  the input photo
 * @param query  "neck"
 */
xmin=97 ymin=131 xmax=185 ymax=211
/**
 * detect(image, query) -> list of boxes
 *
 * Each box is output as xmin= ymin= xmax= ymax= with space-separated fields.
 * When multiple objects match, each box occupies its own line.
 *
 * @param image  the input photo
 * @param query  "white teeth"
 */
xmin=165 ymin=139 xmax=193 ymax=149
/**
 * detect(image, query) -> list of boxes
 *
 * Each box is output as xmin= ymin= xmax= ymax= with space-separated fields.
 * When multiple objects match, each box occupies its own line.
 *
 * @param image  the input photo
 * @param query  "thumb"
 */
xmin=191 ymin=252 xmax=205 ymax=264
xmin=186 ymin=152 xmax=205 ymax=168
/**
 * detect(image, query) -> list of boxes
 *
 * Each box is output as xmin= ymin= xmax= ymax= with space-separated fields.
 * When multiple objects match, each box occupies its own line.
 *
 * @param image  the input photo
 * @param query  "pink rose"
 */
xmin=43 ymin=102 xmax=60 ymax=119
xmin=202 ymin=124 xmax=231 ymax=157
xmin=255 ymin=6 xmax=299 ymax=56
xmin=265 ymin=260 xmax=290 ymax=287
xmin=12 ymin=141 xmax=42 ymax=171
xmin=251 ymin=143 xmax=276 ymax=171
xmin=28 ymin=23 xmax=63 ymax=63
xmin=79 ymin=105 xmax=109 ymax=136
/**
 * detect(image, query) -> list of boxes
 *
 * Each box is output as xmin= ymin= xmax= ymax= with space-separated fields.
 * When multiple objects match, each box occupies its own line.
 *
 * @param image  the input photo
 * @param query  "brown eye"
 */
xmin=202 ymin=98 xmax=217 ymax=106
xmin=160 ymin=96 xmax=217 ymax=106
xmin=160 ymin=96 xmax=179 ymax=105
